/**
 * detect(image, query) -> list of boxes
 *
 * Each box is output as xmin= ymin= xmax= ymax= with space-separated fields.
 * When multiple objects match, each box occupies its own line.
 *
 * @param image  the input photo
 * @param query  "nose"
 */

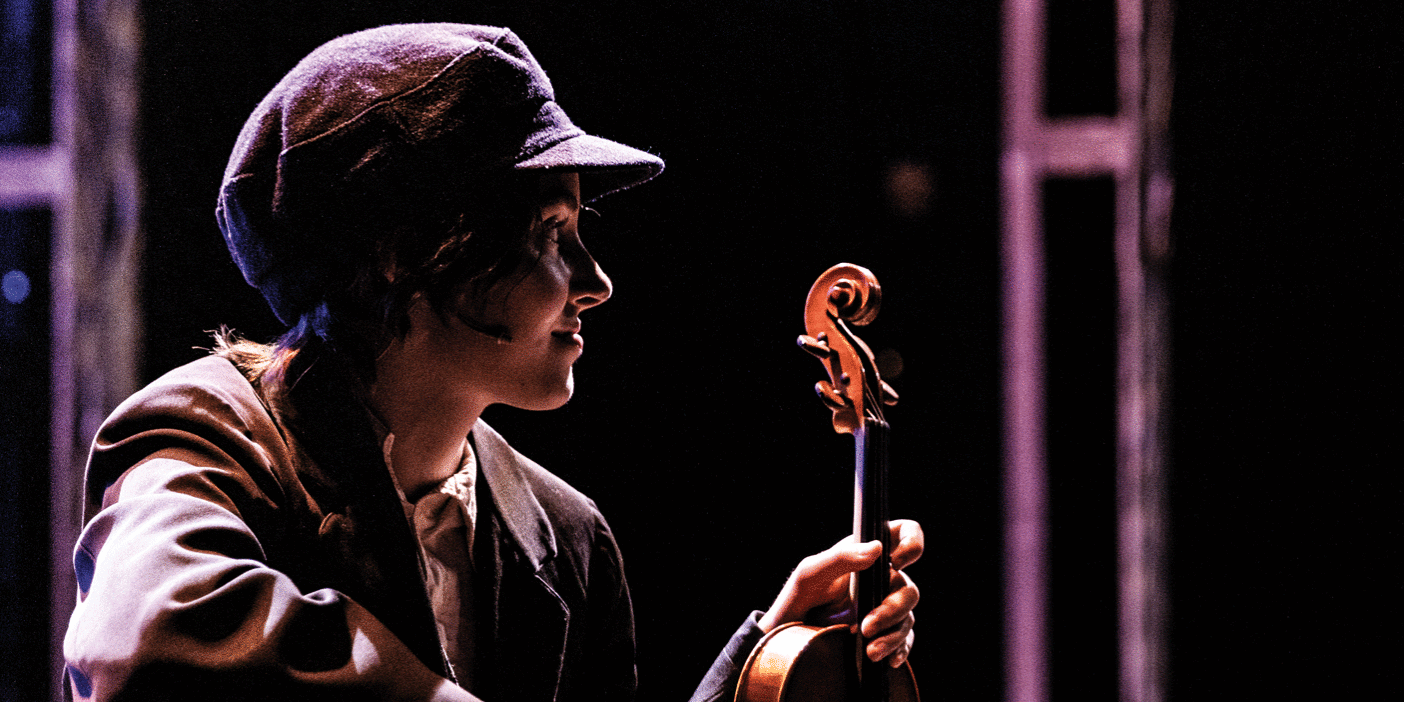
xmin=569 ymin=246 xmax=612 ymax=311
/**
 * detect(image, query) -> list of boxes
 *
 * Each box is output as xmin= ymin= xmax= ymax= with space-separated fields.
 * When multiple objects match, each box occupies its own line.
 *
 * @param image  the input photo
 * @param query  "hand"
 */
xmin=757 ymin=519 xmax=923 ymax=667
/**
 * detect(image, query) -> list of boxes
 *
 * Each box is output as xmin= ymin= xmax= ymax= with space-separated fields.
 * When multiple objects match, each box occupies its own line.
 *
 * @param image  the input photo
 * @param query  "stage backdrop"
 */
xmin=136 ymin=2 xmax=1005 ymax=700
xmin=129 ymin=1 xmax=1393 ymax=700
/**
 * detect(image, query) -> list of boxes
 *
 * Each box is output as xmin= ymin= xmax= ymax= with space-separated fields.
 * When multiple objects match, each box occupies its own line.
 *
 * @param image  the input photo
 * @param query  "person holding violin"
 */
xmin=61 ymin=24 xmax=921 ymax=701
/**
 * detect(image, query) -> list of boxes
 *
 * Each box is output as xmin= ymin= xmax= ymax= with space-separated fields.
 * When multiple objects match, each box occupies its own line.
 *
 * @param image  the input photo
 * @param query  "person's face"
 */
xmin=398 ymin=171 xmax=612 ymax=412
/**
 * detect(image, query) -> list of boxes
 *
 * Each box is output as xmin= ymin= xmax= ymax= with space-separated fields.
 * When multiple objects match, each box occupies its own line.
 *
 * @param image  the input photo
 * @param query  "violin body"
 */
xmin=735 ymin=623 xmax=919 ymax=702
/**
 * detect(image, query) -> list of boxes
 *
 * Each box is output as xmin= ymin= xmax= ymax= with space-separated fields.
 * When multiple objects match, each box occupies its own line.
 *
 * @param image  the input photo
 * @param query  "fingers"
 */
xmin=759 ymin=539 xmax=883 ymax=633
xmin=800 ymin=519 xmax=922 ymax=586
xmin=860 ymin=569 xmax=919 ymax=638
xmin=796 ymin=538 xmax=882 ymax=585
xmin=866 ymin=619 xmax=915 ymax=667
xmin=862 ymin=571 xmax=918 ymax=666
xmin=863 ymin=525 xmax=921 ymax=666
xmin=788 ymin=539 xmax=882 ymax=614
xmin=760 ymin=521 xmax=922 ymax=637
xmin=888 ymin=519 xmax=925 ymax=571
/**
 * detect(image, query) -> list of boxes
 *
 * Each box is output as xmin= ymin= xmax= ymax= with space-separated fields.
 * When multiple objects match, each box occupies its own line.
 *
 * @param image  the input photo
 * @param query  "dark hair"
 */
xmin=218 ymin=170 xmax=542 ymax=396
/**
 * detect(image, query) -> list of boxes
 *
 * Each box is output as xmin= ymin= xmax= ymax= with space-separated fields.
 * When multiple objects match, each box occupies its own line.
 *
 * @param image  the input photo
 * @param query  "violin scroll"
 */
xmin=798 ymin=264 xmax=897 ymax=435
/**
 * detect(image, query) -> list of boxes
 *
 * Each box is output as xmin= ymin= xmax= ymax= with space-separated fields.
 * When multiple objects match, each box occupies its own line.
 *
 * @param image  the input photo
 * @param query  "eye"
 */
xmin=535 ymin=219 xmax=564 ymax=251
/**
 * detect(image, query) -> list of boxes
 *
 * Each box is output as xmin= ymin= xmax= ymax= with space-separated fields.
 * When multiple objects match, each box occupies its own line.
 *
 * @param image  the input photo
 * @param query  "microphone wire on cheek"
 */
xmin=454 ymin=310 xmax=514 ymax=345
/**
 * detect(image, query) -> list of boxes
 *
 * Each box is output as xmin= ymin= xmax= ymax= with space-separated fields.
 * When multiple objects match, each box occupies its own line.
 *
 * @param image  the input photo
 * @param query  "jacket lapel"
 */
xmin=473 ymin=421 xmax=569 ymax=701
xmin=472 ymin=421 xmax=557 ymax=568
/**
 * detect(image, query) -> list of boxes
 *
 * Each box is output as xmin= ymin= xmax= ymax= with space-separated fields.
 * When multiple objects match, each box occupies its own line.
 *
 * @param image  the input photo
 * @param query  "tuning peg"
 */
xmin=814 ymin=380 xmax=850 ymax=411
xmin=879 ymin=380 xmax=899 ymax=406
xmin=797 ymin=333 xmax=831 ymax=359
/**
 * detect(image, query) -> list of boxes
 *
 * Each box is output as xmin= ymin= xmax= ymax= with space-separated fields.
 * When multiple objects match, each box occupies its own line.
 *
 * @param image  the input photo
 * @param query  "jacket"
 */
xmin=63 ymin=355 xmax=636 ymax=701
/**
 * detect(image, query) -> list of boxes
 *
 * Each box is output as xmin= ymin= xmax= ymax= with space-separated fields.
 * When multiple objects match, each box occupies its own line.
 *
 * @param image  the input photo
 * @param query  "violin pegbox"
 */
xmin=798 ymin=263 xmax=893 ymax=435
xmin=798 ymin=332 xmax=854 ymax=416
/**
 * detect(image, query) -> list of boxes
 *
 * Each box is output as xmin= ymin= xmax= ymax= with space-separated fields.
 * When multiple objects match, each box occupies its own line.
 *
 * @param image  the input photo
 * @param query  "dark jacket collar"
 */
xmin=470 ymin=419 xmax=558 ymax=572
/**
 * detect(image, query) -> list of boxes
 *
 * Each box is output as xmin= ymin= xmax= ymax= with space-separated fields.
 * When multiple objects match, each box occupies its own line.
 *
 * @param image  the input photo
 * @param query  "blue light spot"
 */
xmin=2 ymin=270 xmax=30 ymax=304
xmin=68 ymin=664 xmax=93 ymax=698
xmin=74 ymin=547 xmax=96 ymax=595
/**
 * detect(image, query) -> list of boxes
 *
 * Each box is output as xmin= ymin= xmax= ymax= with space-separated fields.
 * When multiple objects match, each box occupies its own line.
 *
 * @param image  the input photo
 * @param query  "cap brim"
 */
xmin=515 ymin=133 xmax=664 ymax=202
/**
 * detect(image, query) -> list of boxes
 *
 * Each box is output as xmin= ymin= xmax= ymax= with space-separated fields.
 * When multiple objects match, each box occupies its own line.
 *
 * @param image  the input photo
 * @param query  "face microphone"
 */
xmin=454 ymin=310 xmax=514 ymax=344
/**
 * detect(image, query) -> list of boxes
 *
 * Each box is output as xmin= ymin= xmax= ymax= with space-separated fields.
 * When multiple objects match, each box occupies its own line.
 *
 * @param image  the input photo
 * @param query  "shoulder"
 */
xmin=95 ymin=355 xmax=285 ymax=466
xmin=86 ymin=356 xmax=291 ymax=515
xmin=472 ymin=421 xmax=631 ymax=609
xmin=472 ymin=420 xmax=603 ymax=523
xmin=105 ymin=355 xmax=273 ymax=431
xmin=471 ymin=420 xmax=625 ymax=578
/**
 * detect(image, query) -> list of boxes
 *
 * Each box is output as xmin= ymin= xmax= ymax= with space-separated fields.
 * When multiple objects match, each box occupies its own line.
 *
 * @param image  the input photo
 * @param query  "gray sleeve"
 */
xmin=687 ymin=612 xmax=767 ymax=702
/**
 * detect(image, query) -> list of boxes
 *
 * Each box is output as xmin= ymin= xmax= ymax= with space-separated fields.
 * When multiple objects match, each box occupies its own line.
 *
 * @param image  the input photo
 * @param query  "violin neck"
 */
xmin=853 ymin=422 xmax=892 ymax=606
xmin=853 ymin=418 xmax=892 ymax=596
xmin=852 ymin=419 xmax=892 ymax=698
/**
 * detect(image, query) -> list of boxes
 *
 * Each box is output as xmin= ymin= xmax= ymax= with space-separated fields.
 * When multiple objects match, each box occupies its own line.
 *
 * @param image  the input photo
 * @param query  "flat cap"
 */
xmin=216 ymin=23 xmax=664 ymax=325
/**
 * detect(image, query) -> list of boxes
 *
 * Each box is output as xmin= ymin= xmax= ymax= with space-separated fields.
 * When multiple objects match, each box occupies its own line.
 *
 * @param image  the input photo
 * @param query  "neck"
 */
xmin=369 ymin=353 xmax=485 ymax=502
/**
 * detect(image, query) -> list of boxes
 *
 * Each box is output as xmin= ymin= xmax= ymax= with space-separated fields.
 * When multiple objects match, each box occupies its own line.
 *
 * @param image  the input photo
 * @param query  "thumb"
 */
xmin=801 ymin=539 xmax=882 ymax=583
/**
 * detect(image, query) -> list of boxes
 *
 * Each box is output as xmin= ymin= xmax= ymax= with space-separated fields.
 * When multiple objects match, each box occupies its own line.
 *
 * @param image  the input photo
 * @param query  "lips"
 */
xmin=551 ymin=326 xmax=584 ymax=349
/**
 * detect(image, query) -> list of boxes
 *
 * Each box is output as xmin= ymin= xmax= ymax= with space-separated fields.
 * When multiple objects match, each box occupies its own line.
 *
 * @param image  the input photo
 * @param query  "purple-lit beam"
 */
xmin=1000 ymin=2 xmax=1171 ymax=702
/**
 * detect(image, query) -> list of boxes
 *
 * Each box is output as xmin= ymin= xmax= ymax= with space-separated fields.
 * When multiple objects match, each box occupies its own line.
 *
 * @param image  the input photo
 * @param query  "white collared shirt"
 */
xmin=382 ymin=433 xmax=479 ymax=684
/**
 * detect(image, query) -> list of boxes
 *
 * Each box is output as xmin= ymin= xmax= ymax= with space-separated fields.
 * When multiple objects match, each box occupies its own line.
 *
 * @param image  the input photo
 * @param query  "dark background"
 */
xmin=130 ymin=1 xmax=1393 ymax=700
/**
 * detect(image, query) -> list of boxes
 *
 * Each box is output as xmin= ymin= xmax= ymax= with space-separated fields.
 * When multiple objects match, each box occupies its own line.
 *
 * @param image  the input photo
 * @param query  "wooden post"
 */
xmin=1000 ymin=1 xmax=1171 ymax=700
xmin=47 ymin=1 xmax=143 ymax=698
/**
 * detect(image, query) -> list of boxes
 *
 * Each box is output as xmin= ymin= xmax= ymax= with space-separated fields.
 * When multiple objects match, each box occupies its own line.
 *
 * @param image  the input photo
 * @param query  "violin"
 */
xmin=734 ymin=264 xmax=919 ymax=702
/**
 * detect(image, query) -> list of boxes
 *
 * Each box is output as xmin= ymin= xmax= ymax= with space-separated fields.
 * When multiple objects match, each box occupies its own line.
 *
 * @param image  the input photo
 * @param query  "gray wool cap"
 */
xmin=215 ymin=23 xmax=664 ymax=325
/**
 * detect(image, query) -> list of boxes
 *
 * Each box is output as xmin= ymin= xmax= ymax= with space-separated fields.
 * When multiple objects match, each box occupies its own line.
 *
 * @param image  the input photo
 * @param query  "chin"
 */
xmin=514 ymin=373 xmax=576 ymax=412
